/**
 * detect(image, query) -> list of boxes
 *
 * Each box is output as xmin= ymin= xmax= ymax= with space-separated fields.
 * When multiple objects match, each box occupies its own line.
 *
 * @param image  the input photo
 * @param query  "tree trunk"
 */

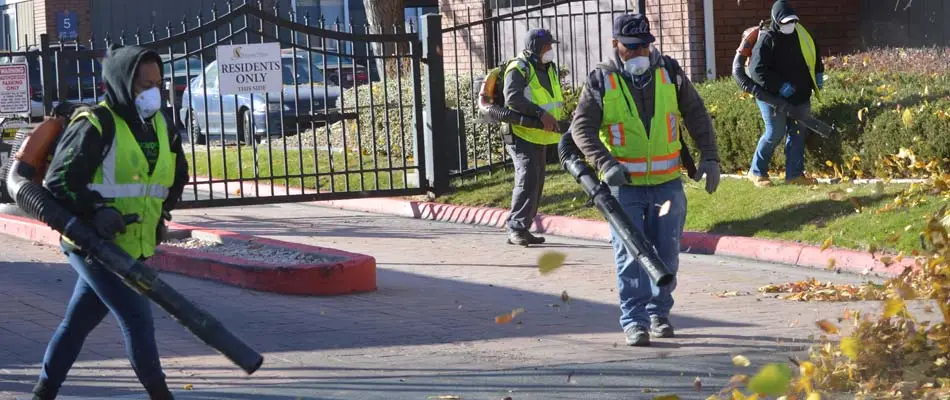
xmin=363 ymin=0 xmax=407 ymax=79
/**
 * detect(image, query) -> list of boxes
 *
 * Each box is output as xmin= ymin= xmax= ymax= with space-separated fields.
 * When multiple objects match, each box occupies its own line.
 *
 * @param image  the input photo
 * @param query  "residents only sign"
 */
xmin=216 ymin=43 xmax=282 ymax=96
xmin=0 ymin=63 xmax=30 ymax=115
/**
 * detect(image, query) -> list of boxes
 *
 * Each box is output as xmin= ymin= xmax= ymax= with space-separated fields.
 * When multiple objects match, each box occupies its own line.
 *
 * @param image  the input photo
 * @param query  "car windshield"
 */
xmin=163 ymin=57 xmax=203 ymax=77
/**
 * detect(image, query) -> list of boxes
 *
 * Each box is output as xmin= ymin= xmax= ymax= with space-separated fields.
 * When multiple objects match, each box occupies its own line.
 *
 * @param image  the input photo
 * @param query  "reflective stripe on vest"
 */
xmin=506 ymin=58 xmax=565 ymax=145
xmin=795 ymin=24 xmax=821 ymax=101
xmin=598 ymin=66 xmax=683 ymax=186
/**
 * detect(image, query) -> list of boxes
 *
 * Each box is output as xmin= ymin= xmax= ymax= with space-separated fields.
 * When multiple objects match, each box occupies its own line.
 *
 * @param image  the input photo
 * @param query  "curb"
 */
xmin=186 ymin=176 xmax=918 ymax=277
xmin=0 ymin=212 xmax=377 ymax=296
xmin=313 ymin=197 xmax=917 ymax=277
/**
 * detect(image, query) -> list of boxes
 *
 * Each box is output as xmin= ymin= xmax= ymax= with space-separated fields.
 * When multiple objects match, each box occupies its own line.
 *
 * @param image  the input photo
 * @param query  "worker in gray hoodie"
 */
xmin=569 ymin=13 xmax=720 ymax=347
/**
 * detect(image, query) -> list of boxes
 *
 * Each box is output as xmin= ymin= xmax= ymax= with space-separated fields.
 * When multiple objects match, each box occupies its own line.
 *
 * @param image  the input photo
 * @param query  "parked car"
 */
xmin=0 ymin=44 xmax=104 ymax=121
xmin=281 ymin=48 xmax=369 ymax=88
xmin=179 ymin=53 xmax=342 ymax=144
xmin=161 ymin=53 xmax=204 ymax=111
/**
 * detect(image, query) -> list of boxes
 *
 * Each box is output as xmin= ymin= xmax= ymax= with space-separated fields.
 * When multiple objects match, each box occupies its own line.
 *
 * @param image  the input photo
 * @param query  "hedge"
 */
xmin=338 ymin=50 xmax=950 ymax=177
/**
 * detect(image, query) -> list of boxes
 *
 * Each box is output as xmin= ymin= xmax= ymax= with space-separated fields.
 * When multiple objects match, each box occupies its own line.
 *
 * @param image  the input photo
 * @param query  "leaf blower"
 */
xmin=557 ymin=131 xmax=674 ymax=287
xmin=3 ymin=110 xmax=264 ymax=375
xmin=733 ymin=24 xmax=835 ymax=139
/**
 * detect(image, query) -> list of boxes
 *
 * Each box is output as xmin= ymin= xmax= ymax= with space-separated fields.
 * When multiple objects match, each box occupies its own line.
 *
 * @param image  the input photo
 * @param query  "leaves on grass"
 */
xmin=537 ymin=251 xmax=567 ymax=275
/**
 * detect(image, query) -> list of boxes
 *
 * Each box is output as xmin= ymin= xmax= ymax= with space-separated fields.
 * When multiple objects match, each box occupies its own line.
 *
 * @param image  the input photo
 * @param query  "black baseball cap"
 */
xmin=524 ymin=28 xmax=559 ymax=53
xmin=613 ymin=14 xmax=655 ymax=46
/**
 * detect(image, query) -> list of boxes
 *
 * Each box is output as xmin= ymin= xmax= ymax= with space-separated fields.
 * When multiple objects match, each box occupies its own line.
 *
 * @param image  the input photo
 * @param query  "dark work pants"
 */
xmin=38 ymin=245 xmax=167 ymax=392
xmin=505 ymin=134 xmax=547 ymax=232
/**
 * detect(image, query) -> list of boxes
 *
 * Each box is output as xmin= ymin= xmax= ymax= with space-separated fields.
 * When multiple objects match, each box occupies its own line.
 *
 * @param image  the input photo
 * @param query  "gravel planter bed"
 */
xmin=162 ymin=237 xmax=345 ymax=265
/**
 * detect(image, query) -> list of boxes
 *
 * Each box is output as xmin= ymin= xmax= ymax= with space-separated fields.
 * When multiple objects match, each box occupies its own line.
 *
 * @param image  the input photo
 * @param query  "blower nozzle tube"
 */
xmin=5 ymin=161 xmax=264 ymax=375
xmin=557 ymin=133 xmax=675 ymax=287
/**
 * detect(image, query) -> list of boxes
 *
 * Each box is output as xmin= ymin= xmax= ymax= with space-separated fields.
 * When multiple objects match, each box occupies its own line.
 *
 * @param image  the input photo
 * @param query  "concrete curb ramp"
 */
xmin=0 ymin=212 xmax=377 ymax=296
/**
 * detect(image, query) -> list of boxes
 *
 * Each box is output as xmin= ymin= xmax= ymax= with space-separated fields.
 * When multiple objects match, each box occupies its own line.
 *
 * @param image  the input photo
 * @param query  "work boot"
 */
xmin=506 ymin=230 xmax=545 ymax=246
xmin=650 ymin=315 xmax=675 ymax=338
xmin=31 ymin=379 xmax=58 ymax=400
xmin=786 ymin=175 xmax=818 ymax=185
xmin=624 ymin=325 xmax=651 ymax=346
xmin=748 ymin=173 xmax=773 ymax=188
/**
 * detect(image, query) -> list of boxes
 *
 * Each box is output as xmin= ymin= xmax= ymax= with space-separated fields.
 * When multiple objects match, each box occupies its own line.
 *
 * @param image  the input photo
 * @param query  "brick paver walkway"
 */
xmin=0 ymin=202 xmax=887 ymax=399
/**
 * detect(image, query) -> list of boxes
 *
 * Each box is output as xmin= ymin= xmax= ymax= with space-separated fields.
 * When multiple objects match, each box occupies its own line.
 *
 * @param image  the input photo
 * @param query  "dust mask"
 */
xmin=624 ymin=56 xmax=651 ymax=76
xmin=779 ymin=22 xmax=796 ymax=35
xmin=135 ymin=87 xmax=162 ymax=120
xmin=541 ymin=49 xmax=555 ymax=64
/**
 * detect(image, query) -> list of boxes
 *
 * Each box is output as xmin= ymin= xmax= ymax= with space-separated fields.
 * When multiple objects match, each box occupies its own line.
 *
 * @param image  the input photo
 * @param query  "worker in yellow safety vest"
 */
xmin=569 ymin=13 xmax=721 ymax=347
xmin=501 ymin=27 xmax=566 ymax=246
xmin=30 ymin=44 xmax=188 ymax=400
xmin=747 ymin=0 xmax=824 ymax=187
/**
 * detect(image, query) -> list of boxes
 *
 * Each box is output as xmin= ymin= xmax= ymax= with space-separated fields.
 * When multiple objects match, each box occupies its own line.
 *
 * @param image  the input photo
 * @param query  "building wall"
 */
xmin=642 ymin=0 xmax=706 ymax=81
xmin=36 ymin=0 xmax=91 ymax=44
xmin=712 ymin=0 xmax=862 ymax=79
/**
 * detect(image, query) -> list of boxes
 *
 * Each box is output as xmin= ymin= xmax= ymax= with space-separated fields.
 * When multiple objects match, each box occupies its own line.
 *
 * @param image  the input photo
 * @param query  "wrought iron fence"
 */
xmin=441 ymin=0 xmax=638 ymax=178
xmin=0 ymin=0 xmax=432 ymax=208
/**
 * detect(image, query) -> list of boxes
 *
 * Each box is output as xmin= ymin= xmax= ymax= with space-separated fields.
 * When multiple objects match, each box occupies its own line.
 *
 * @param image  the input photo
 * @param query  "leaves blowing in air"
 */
xmin=537 ymin=251 xmax=567 ymax=275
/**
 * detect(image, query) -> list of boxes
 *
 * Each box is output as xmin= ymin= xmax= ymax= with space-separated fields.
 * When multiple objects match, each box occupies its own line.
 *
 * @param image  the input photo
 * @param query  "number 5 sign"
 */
xmin=57 ymin=11 xmax=79 ymax=41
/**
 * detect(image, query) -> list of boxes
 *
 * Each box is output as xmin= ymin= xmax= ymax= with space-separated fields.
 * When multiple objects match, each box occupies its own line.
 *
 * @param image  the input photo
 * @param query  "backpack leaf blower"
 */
xmin=4 ymin=111 xmax=264 ymax=375
xmin=557 ymin=131 xmax=674 ymax=287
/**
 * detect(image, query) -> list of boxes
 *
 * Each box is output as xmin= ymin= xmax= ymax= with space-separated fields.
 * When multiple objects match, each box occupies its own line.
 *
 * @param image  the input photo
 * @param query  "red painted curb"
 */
xmin=0 ymin=212 xmax=376 ymax=296
xmin=188 ymin=176 xmax=919 ymax=277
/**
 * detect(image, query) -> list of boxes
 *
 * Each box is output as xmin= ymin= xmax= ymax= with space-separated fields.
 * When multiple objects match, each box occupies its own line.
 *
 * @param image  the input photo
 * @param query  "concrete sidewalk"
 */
xmin=0 ymin=202 xmax=885 ymax=399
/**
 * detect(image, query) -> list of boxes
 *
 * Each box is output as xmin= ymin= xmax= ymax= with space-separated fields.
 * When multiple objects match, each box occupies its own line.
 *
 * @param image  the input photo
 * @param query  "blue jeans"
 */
xmin=609 ymin=179 xmax=686 ymax=331
xmin=38 ymin=245 xmax=167 ymax=391
xmin=750 ymin=99 xmax=810 ymax=180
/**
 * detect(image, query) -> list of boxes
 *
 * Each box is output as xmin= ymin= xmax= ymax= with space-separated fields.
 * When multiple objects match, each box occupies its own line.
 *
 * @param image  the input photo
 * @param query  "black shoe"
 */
xmin=650 ymin=315 xmax=675 ymax=338
xmin=506 ymin=230 xmax=545 ymax=246
xmin=32 ymin=379 xmax=58 ymax=400
xmin=624 ymin=325 xmax=651 ymax=346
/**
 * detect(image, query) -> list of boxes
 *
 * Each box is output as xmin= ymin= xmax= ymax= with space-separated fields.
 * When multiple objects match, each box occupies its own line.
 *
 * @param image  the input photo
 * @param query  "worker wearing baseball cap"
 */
xmin=747 ymin=0 xmax=823 ymax=187
xmin=569 ymin=13 xmax=721 ymax=346
xmin=501 ymin=27 xmax=565 ymax=246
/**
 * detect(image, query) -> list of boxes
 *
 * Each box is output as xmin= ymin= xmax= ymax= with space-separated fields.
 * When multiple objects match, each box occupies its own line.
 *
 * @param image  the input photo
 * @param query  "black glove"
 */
xmin=601 ymin=160 xmax=631 ymax=187
xmin=693 ymin=160 xmax=721 ymax=194
xmin=92 ymin=207 xmax=128 ymax=240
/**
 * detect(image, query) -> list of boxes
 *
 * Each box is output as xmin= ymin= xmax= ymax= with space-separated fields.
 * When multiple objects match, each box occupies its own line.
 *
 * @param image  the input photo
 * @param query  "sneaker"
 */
xmin=786 ymin=176 xmax=818 ymax=185
xmin=650 ymin=315 xmax=675 ymax=338
xmin=506 ymin=230 xmax=545 ymax=246
xmin=748 ymin=173 xmax=773 ymax=187
xmin=624 ymin=325 xmax=651 ymax=346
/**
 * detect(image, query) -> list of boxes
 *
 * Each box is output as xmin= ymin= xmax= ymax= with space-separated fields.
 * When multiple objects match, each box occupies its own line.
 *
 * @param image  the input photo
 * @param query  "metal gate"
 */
xmin=11 ymin=1 xmax=433 ymax=208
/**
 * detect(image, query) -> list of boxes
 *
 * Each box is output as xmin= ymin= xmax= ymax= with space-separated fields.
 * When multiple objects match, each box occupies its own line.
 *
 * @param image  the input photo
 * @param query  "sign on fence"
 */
xmin=216 ymin=43 xmax=283 ymax=96
xmin=57 ymin=11 xmax=79 ymax=42
xmin=0 ymin=64 xmax=30 ymax=115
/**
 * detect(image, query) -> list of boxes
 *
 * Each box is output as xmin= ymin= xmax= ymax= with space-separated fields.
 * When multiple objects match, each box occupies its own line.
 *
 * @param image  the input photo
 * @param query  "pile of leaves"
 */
xmin=759 ymin=278 xmax=888 ymax=302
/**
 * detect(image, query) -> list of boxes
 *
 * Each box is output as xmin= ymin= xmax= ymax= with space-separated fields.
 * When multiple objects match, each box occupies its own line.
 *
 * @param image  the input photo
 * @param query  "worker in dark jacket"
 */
xmin=570 ymin=13 xmax=720 ymax=347
xmin=31 ymin=44 xmax=188 ymax=400
xmin=502 ymin=28 xmax=565 ymax=246
xmin=747 ymin=0 xmax=823 ymax=187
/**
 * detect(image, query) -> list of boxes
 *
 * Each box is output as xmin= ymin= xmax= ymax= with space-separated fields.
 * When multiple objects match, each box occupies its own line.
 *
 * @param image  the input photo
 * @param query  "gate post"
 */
xmin=420 ymin=13 xmax=449 ymax=197
xmin=39 ymin=34 xmax=54 ymax=116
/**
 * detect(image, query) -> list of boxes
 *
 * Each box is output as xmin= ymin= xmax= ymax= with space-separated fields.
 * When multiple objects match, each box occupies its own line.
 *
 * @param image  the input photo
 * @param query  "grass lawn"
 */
xmin=439 ymin=164 xmax=944 ymax=254
xmin=187 ymin=146 xmax=412 ymax=193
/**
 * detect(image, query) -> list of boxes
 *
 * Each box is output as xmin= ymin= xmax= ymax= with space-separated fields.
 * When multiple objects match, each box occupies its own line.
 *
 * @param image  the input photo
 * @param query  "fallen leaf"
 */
xmin=826 ymin=258 xmax=837 ymax=270
xmin=183 ymin=384 xmax=194 ymax=390
xmin=652 ymin=395 xmax=681 ymax=400
xmin=694 ymin=377 xmax=703 ymax=392
xmin=658 ymin=200 xmax=672 ymax=217
xmin=494 ymin=307 xmax=525 ymax=324
xmin=840 ymin=336 xmax=860 ymax=359
xmin=747 ymin=363 xmax=793 ymax=396
xmin=821 ymin=237 xmax=833 ymax=252
xmin=537 ymin=251 xmax=567 ymax=275
xmin=883 ymin=297 xmax=905 ymax=318
xmin=732 ymin=355 xmax=752 ymax=367
xmin=816 ymin=319 xmax=840 ymax=334
xmin=902 ymin=109 xmax=915 ymax=127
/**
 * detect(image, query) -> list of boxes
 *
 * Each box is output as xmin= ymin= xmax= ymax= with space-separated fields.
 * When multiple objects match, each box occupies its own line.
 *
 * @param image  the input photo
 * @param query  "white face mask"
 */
xmin=624 ymin=56 xmax=651 ymax=76
xmin=135 ymin=87 xmax=162 ymax=120
xmin=779 ymin=22 xmax=796 ymax=35
xmin=541 ymin=49 xmax=555 ymax=64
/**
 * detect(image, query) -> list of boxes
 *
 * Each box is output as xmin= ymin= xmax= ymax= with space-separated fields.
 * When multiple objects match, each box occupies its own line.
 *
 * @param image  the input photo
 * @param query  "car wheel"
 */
xmin=238 ymin=108 xmax=259 ymax=145
xmin=186 ymin=110 xmax=206 ymax=145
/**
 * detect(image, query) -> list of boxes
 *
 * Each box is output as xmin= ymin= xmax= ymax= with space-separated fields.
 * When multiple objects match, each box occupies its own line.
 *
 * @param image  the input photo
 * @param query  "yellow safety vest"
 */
xmin=69 ymin=103 xmax=176 ymax=259
xmin=598 ymin=67 xmax=683 ymax=186
xmin=505 ymin=58 xmax=565 ymax=145
xmin=795 ymin=24 xmax=821 ymax=101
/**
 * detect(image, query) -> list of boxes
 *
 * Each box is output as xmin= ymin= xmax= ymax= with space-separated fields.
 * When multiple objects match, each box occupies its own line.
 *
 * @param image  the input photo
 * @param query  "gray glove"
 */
xmin=692 ymin=160 xmax=721 ymax=194
xmin=92 ymin=207 xmax=128 ymax=240
xmin=602 ymin=161 xmax=631 ymax=187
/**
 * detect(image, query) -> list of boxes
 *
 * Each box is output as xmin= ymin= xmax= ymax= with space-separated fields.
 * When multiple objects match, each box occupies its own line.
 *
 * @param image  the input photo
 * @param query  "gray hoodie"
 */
xmin=569 ymin=48 xmax=719 ymax=174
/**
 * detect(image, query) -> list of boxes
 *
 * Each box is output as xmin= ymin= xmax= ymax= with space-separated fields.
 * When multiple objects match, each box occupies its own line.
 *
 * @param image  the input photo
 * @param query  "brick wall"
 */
xmin=642 ymin=0 xmax=707 ymax=81
xmin=441 ymin=0 xmax=490 ymax=74
xmin=35 ymin=0 xmax=92 ymax=44
xmin=712 ymin=0 xmax=862 ymax=78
